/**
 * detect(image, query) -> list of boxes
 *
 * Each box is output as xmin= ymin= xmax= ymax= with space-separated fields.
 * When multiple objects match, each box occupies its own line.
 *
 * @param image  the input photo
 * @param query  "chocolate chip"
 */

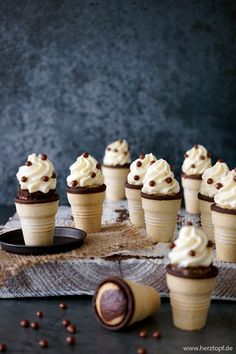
xmin=207 ymin=241 xmax=214 ymax=248
xmin=124 ymin=151 xmax=128 ymax=155
xmin=234 ymin=176 xmax=236 ymax=182
xmin=189 ymin=250 xmax=195 ymax=256
xmin=91 ymin=172 xmax=96 ymax=178
xmin=134 ymin=175 xmax=140 ymax=181
xmin=119 ymin=139 xmax=123 ymax=143
xmin=191 ymin=164 xmax=195 ymax=168
xmin=136 ymin=161 xmax=142 ymax=167
xmin=216 ymin=183 xmax=223 ymax=190
xmin=71 ymin=180 xmax=78 ymax=187
xmin=36 ymin=311 xmax=43 ymax=318
xmin=83 ymin=152 xmax=89 ymax=158
xmin=107 ymin=147 xmax=111 ymax=151
xmin=200 ymin=155 xmax=205 ymax=160
xmin=52 ymin=172 xmax=56 ymax=178
xmin=149 ymin=180 xmax=155 ymax=186
xmin=66 ymin=336 xmax=76 ymax=346
xmin=150 ymin=160 xmax=156 ymax=165
xmin=169 ymin=164 xmax=173 ymax=171
xmin=96 ymin=163 xmax=101 ymax=170
xmin=169 ymin=242 xmax=175 ymax=249
xmin=20 ymin=319 xmax=30 ymax=328
xmin=207 ymin=178 xmax=213 ymax=184
xmin=21 ymin=176 xmax=27 ymax=182
xmin=42 ymin=176 xmax=49 ymax=182
xmin=152 ymin=330 xmax=161 ymax=339
xmin=186 ymin=221 xmax=193 ymax=226
xmin=184 ymin=153 xmax=189 ymax=158
xmin=218 ymin=158 xmax=224 ymax=163
xmin=25 ymin=161 xmax=32 ymax=166
xmin=139 ymin=329 xmax=148 ymax=338
xmin=207 ymin=152 xmax=212 ymax=158
xmin=67 ymin=324 xmax=76 ymax=334
xmin=114 ymin=149 xmax=118 ymax=152
xmin=194 ymin=144 xmax=199 ymax=149
xmin=59 ymin=303 xmax=67 ymax=310
xmin=139 ymin=154 xmax=145 ymax=159
xmin=62 ymin=319 xmax=71 ymax=328
xmin=137 ymin=348 xmax=147 ymax=354
xmin=40 ymin=154 xmax=48 ymax=160
xmin=0 ymin=344 xmax=7 ymax=352
xmin=31 ymin=321 xmax=40 ymax=330
xmin=39 ymin=339 xmax=48 ymax=349
xmin=166 ymin=177 xmax=172 ymax=184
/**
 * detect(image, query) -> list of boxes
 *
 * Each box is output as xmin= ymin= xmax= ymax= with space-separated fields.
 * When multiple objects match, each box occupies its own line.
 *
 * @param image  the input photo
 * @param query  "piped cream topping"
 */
xmin=103 ymin=139 xmax=131 ymax=166
xmin=214 ymin=169 xmax=236 ymax=209
xmin=127 ymin=153 xmax=157 ymax=185
xmin=182 ymin=144 xmax=211 ymax=176
xmin=200 ymin=160 xmax=229 ymax=198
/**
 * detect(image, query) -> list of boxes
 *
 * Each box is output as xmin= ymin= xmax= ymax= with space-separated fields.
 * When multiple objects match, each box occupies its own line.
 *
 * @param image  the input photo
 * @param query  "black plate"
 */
xmin=0 ymin=227 xmax=86 ymax=255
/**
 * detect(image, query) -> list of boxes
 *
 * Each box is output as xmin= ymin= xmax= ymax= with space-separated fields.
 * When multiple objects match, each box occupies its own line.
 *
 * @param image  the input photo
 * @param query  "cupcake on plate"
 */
xmin=182 ymin=144 xmax=211 ymax=214
xmin=198 ymin=159 xmax=229 ymax=242
xmin=102 ymin=139 xmax=131 ymax=201
xmin=166 ymin=224 xmax=218 ymax=331
xmin=15 ymin=153 xmax=59 ymax=246
xmin=125 ymin=153 xmax=157 ymax=227
xmin=211 ymin=169 xmax=236 ymax=262
xmin=66 ymin=152 xmax=106 ymax=233
xmin=141 ymin=159 xmax=182 ymax=243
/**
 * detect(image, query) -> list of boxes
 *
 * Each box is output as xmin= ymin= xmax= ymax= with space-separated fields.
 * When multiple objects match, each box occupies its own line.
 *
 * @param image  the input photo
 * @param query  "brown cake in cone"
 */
xmin=198 ymin=194 xmax=214 ymax=242
xmin=102 ymin=139 xmax=131 ymax=201
xmin=15 ymin=153 xmax=59 ymax=246
xmin=93 ymin=277 xmax=160 ymax=330
xmin=181 ymin=144 xmax=212 ymax=214
xmin=66 ymin=152 xmax=106 ymax=234
xmin=166 ymin=224 xmax=218 ymax=331
xmin=141 ymin=159 xmax=182 ymax=243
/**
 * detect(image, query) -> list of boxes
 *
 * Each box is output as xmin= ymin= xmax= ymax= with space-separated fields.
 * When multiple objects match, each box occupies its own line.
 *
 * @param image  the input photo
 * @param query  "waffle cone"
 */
xmin=125 ymin=187 xmax=144 ymax=227
xmin=166 ymin=273 xmax=216 ymax=331
xmin=212 ymin=209 xmax=236 ymax=262
xmin=141 ymin=197 xmax=181 ymax=243
xmin=67 ymin=191 xmax=105 ymax=233
xmin=15 ymin=200 xmax=59 ymax=246
xmin=199 ymin=198 xmax=214 ymax=242
xmin=102 ymin=166 xmax=129 ymax=201
xmin=125 ymin=280 xmax=161 ymax=325
xmin=182 ymin=177 xmax=202 ymax=214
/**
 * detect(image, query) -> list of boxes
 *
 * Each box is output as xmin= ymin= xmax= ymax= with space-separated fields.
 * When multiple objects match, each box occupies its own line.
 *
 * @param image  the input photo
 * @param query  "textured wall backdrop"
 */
xmin=0 ymin=0 xmax=235 ymax=205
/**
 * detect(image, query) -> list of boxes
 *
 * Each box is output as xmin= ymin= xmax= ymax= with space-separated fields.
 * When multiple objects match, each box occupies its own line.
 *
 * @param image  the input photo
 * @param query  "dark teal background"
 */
xmin=0 ymin=0 xmax=235 ymax=204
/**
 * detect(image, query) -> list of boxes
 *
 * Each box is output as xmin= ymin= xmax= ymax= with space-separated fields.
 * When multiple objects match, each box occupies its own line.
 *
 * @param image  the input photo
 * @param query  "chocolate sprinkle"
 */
xmin=200 ymin=155 xmax=205 ymax=160
xmin=25 ymin=161 xmax=32 ymax=166
xmin=39 ymin=340 xmax=48 ymax=349
xmin=150 ymin=160 xmax=156 ymax=165
xmin=0 ymin=344 xmax=7 ymax=353
xmin=124 ymin=151 xmax=128 ymax=155
xmin=208 ymin=152 xmax=212 ymax=158
xmin=52 ymin=172 xmax=56 ymax=178
xmin=234 ymin=176 xmax=236 ymax=182
xmin=216 ymin=183 xmax=223 ymax=190
xmin=42 ymin=176 xmax=49 ymax=182
xmin=191 ymin=164 xmax=195 ymax=168
xmin=184 ymin=153 xmax=189 ymax=158
xmin=137 ymin=348 xmax=147 ymax=354
xmin=139 ymin=154 xmax=145 ymax=159
xmin=91 ymin=172 xmax=96 ymax=178
xmin=62 ymin=319 xmax=71 ymax=328
xmin=189 ymin=250 xmax=196 ymax=257
xmin=67 ymin=324 xmax=76 ymax=334
xmin=218 ymin=158 xmax=224 ymax=163
xmin=31 ymin=321 xmax=40 ymax=330
xmin=83 ymin=152 xmax=89 ymax=158
xmin=114 ymin=149 xmax=118 ymax=152
xmin=40 ymin=154 xmax=47 ymax=160
xmin=134 ymin=175 xmax=140 ymax=181
xmin=107 ymin=147 xmax=111 ymax=151
xmin=119 ymin=139 xmax=123 ymax=143
xmin=152 ymin=330 xmax=161 ymax=339
xmin=207 ymin=178 xmax=213 ymax=184
xmin=36 ymin=311 xmax=43 ymax=318
xmin=194 ymin=144 xmax=199 ymax=149
xmin=166 ymin=177 xmax=172 ymax=184
xmin=21 ymin=176 xmax=27 ymax=182
xmin=71 ymin=180 xmax=78 ymax=187
xmin=169 ymin=242 xmax=175 ymax=249
xmin=186 ymin=221 xmax=193 ymax=226
xmin=96 ymin=163 xmax=101 ymax=169
xmin=66 ymin=336 xmax=76 ymax=346
xmin=149 ymin=180 xmax=155 ymax=186
xmin=136 ymin=161 xmax=142 ymax=167
xmin=139 ymin=330 xmax=148 ymax=338
xmin=20 ymin=319 xmax=30 ymax=328
xmin=207 ymin=241 xmax=214 ymax=248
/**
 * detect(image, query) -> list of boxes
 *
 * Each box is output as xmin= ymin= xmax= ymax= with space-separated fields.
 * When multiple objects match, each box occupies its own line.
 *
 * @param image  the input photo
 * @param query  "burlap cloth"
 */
xmin=0 ymin=202 xmax=235 ymax=300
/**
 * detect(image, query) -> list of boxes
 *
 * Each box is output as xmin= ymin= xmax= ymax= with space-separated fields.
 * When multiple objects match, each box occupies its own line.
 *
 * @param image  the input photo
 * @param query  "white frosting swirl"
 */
xmin=142 ymin=159 xmax=180 ymax=195
xmin=169 ymin=225 xmax=213 ymax=267
xmin=103 ymin=139 xmax=131 ymax=166
xmin=182 ymin=144 xmax=211 ymax=175
xmin=16 ymin=153 xmax=57 ymax=193
xmin=127 ymin=153 xmax=157 ymax=185
xmin=200 ymin=161 xmax=229 ymax=198
xmin=214 ymin=170 xmax=236 ymax=209
xmin=67 ymin=153 xmax=104 ymax=188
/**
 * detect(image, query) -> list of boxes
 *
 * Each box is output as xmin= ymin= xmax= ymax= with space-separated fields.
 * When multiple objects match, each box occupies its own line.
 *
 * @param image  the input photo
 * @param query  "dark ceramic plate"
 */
xmin=0 ymin=227 xmax=86 ymax=255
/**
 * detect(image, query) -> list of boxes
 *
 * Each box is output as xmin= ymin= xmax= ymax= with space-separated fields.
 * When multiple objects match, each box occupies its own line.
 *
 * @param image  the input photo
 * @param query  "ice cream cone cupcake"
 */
xmin=166 ymin=224 xmax=218 ymax=331
xmin=93 ymin=277 xmax=160 ymax=330
xmin=14 ymin=153 xmax=59 ymax=246
xmin=182 ymin=144 xmax=211 ymax=214
xmin=141 ymin=159 xmax=182 ymax=243
xmin=66 ymin=152 xmax=106 ymax=233
xmin=198 ymin=160 xmax=229 ymax=242
xmin=125 ymin=153 xmax=157 ymax=227
xmin=211 ymin=169 xmax=236 ymax=262
xmin=102 ymin=139 xmax=131 ymax=201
